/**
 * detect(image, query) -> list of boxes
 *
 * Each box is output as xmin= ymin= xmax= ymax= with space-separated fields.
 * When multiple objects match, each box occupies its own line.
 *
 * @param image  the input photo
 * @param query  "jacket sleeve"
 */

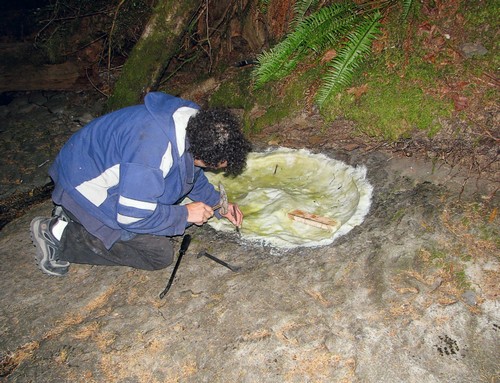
xmin=187 ymin=167 xmax=222 ymax=208
xmin=114 ymin=162 xmax=189 ymax=236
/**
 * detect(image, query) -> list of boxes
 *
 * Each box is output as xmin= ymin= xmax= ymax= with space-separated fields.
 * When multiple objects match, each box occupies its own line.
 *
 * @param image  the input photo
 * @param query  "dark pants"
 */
xmin=59 ymin=213 xmax=174 ymax=271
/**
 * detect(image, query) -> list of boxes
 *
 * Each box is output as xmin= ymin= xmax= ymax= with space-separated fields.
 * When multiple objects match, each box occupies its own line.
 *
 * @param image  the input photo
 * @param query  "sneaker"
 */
xmin=52 ymin=205 xmax=71 ymax=222
xmin=30 ymin=217 xmax=70 ymax=276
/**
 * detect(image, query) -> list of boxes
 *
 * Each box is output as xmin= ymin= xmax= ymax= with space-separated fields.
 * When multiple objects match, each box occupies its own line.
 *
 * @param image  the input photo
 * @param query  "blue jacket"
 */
xmin=50 ymin=92 xmax=221 ymax=248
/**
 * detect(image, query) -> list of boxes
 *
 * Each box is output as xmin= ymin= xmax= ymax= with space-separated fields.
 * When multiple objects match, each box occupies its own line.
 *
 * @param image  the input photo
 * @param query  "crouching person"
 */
xmin=30 ymin=92 xmax=251 ymax=276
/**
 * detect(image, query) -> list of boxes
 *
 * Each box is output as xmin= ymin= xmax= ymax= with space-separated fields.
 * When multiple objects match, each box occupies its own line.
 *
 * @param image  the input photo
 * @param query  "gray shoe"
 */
xmin=52 ymin=205 xmax=71 ymax=222
xmin=30 ymin=217 xmax=70 ymax=276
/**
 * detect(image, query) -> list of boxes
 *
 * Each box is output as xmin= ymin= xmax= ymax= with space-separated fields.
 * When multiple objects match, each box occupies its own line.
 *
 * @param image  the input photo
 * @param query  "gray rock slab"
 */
xmin=460 ymin=42 xmax=489 ymax=58
xmin=0 ymin=105 xmax=9 ymax=118
xmin=1 ymin=148 xmax=498 ymax=383
xmin=28 ymin=92 xmax=49 ymax=106
xmin=0 ymin=91 xmax=105 ymax=199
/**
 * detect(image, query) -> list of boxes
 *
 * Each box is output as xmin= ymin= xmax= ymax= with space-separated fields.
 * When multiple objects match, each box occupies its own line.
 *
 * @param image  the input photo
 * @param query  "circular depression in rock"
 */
xmin=206 ymin=148 xmax=373 ymax=248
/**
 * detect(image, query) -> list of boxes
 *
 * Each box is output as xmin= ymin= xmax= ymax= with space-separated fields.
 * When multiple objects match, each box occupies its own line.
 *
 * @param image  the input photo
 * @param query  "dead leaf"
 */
xmin=488 ymin=207 xmax=498 ymax=223
xmin=418 ymin=21 xmax=435 ymax=36
xmin=451 ymin=81 xmax=470 ymax=91
xmin=347 ymin=83 xmax=368 ymax=99
xmin=453 ymin=95 xmax=468 ymax=111
xmin=396 ymin=287 xmax=420 ymax=294
xmin=438 ymin=297 xmax=458 ymax=306
xmin=423 ymin=52 xmax=436 ymax=63
xmin=343 ymin=143 xmax=360 ymax=151
xmin=432 ymin=36 xmax=446 ymax=48
xmin=321 ymin=49 xmax=337 ymax=63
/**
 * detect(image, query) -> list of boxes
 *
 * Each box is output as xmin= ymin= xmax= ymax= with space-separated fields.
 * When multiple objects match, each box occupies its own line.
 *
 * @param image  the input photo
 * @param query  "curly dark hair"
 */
xmin=187 ymin=108 xmax=252 ymax=176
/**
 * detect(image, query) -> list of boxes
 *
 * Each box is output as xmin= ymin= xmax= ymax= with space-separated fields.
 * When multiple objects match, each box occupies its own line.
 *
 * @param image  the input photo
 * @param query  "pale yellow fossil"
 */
xmin=206 ymin=148 xmax=373 ymax=248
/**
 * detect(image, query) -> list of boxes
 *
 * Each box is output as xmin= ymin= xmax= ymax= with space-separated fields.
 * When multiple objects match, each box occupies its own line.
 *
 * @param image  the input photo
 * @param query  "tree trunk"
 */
xmin=0 ymin=43 xmax=88 ymax=92
xmin=106 ymin=0 xmax=201 ymax=111
xmin=0 ymin=61 xmax=87 ymax=92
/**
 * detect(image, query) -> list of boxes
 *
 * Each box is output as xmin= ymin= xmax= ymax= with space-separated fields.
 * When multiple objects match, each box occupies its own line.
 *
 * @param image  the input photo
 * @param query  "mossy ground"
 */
xmin=206 ymin=1 xmax=496 ymax=143
xmin=424 ymin=200 xmax=498 ymax=294
xmin=208 ymin=64 xmax=322 ymax=133
xmin=319 ymin=65 xmax=454 ymax=140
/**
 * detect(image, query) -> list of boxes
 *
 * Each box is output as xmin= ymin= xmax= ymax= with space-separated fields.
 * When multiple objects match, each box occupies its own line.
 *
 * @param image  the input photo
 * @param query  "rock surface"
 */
xmin=0 ymin=92 xmax=498 ymax=383
xmin=0 ymin=91 xmax=104 ymax=200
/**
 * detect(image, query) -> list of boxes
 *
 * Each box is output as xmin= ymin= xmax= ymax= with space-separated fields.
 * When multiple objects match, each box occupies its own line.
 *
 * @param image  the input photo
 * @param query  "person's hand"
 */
xmin=186 ymin=202 xmax=214 ymax=226
xmin=221 ymin=203 xmax=243 ymax=228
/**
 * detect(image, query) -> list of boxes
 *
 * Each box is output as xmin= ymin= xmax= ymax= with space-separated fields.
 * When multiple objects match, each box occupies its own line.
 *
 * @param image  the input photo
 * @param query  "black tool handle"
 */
xmin=197 ymin=251 xmax=241 ymax=272
xmin=178 ymin=233 xmax=191 ymax=255
xmin=159 ymin=234 xmax=191 ymax=299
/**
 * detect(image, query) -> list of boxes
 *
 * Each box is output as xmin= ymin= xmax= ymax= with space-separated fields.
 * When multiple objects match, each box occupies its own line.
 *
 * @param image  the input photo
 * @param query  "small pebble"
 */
xmin=462 ymin=290 xmax=477 ymax=306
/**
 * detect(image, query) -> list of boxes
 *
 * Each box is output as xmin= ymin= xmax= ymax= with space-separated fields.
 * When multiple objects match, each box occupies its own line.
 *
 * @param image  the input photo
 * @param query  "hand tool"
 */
xmin=211 ymin=182 xmax=229 ymax=215
xmin=159 ymin=234 xmax=191 ymax=299
xmin=197 ymin=251 xmax=241 ymax=272
xmin=232 ymin=204 xmax=241 ymax=237
xmin=212 ymin=182 xmax=240 ymax=235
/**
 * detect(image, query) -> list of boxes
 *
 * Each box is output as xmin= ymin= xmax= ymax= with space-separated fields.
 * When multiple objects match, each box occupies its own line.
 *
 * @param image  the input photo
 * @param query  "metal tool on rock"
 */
xmin=212 ymin=182 xmax=229 ymax=215
xmin=197 ymin=251 xmax=241 ymax=272
xmin=213 ymin=182 xmax=241 ymax=236
xmin=232 ymin=204 xmax=241 ymax=237
xmin=159 ymin=234 xmax=191 ymax=299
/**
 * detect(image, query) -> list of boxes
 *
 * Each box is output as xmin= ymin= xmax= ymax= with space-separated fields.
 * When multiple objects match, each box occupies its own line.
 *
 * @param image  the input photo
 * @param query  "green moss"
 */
xmin=462 ymin=0 xmax=499 ymax=45
xmin=106 ymin=0 xmax=199 ymax=111
xmin=208 ymin=64 xmax=319 ymax=134
xmin=209 ymin=70 xmax=253 ymax=109
xmin=251 ymin=67 xmax=320 ymax=132
xmin=319 ymin=50 xmax=453 ymax=140
xmin=106 ymin=33 xmax=170 ymax=110
xmin=321 ymin=79 xmax=451 ymax=140
xmin=392 ymin=209 xmax=406 ymax=223
xmin=454 ymin=269 xmax=471 ymax=290
xmin=476 ymin=221 xmax=500 ymax=247
xmin=251 ymin=96 xmax=294 ymax=132
xmin=429 ymin=248 xmax=448 ymax=262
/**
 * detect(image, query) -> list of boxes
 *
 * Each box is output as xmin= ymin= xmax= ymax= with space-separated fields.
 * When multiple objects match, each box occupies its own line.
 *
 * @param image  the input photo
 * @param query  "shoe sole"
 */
xmin=30 ymin=217 xmax=68 ymax=277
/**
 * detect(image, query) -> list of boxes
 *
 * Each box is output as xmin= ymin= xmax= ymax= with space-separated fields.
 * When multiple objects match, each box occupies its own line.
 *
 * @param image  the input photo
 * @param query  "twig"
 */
xmin=107 ymin=0 xmax=127 ymax=86
xmin=206 ymin=0 xmax=213 ymax=73
xmin=64 ymin=33 xmax=108 ymax=56
xmin=482 ymin=72 xmax=500 ymax=86
xmin=470 ymin=129 xmax=500 ymax=142
xmin=38 ymin=9 xmax=111 ymax=23
xmin=35 ymin=0 xmax=60 ymax=45
xmin=85 ymin=68 xmax=110 ymax=98
xmin=159 ymin=53 xmax=202 ymax=85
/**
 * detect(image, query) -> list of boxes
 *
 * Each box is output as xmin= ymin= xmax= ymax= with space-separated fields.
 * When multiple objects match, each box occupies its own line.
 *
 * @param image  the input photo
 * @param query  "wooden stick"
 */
xmin=287 ymin=210 xmax=339 ymax=231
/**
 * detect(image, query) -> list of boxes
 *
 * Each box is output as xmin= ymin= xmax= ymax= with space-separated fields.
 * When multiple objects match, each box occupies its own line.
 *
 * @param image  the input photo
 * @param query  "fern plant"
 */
xmin=253 ymin=2 xmax=357 ymax=88
xmin=401 ymin=0 xmax=415 ymax=20
xmin=291 ymin=0 xmax=321 ymax=27
xmin=253 ymin=0 xmax=416 ymax=108
xmin=316 ymin=12 xmax=382 ymax=106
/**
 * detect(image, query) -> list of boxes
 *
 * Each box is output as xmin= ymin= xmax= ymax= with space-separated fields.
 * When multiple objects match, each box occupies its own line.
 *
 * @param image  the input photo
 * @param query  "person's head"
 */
xmin=187 ymin=108 xmax=251 ymax=176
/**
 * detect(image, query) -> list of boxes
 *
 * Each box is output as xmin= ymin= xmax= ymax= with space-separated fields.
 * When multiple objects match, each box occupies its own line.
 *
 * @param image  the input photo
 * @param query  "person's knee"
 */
xmin=150 ymin=253 xmax=173 ymax=270
xmin=145 ymin=238 xmax=174 ymax=270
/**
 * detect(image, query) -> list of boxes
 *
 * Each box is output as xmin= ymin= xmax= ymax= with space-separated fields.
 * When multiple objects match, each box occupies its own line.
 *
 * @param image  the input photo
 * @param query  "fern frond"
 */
xmin=253 ymin=2 xmax=357 ymax=88
xmin=316 ymin=12 xmax=382 ymax=107
xmin=291 ymin=0 xmax=320 ymax=28
xmin=253 ymin=36 xmax=307 ymax=88
xmin=303 ymin=5 xmax=358 ymax=52
xmin=401 ymin=0 xmax=414 ymax=20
